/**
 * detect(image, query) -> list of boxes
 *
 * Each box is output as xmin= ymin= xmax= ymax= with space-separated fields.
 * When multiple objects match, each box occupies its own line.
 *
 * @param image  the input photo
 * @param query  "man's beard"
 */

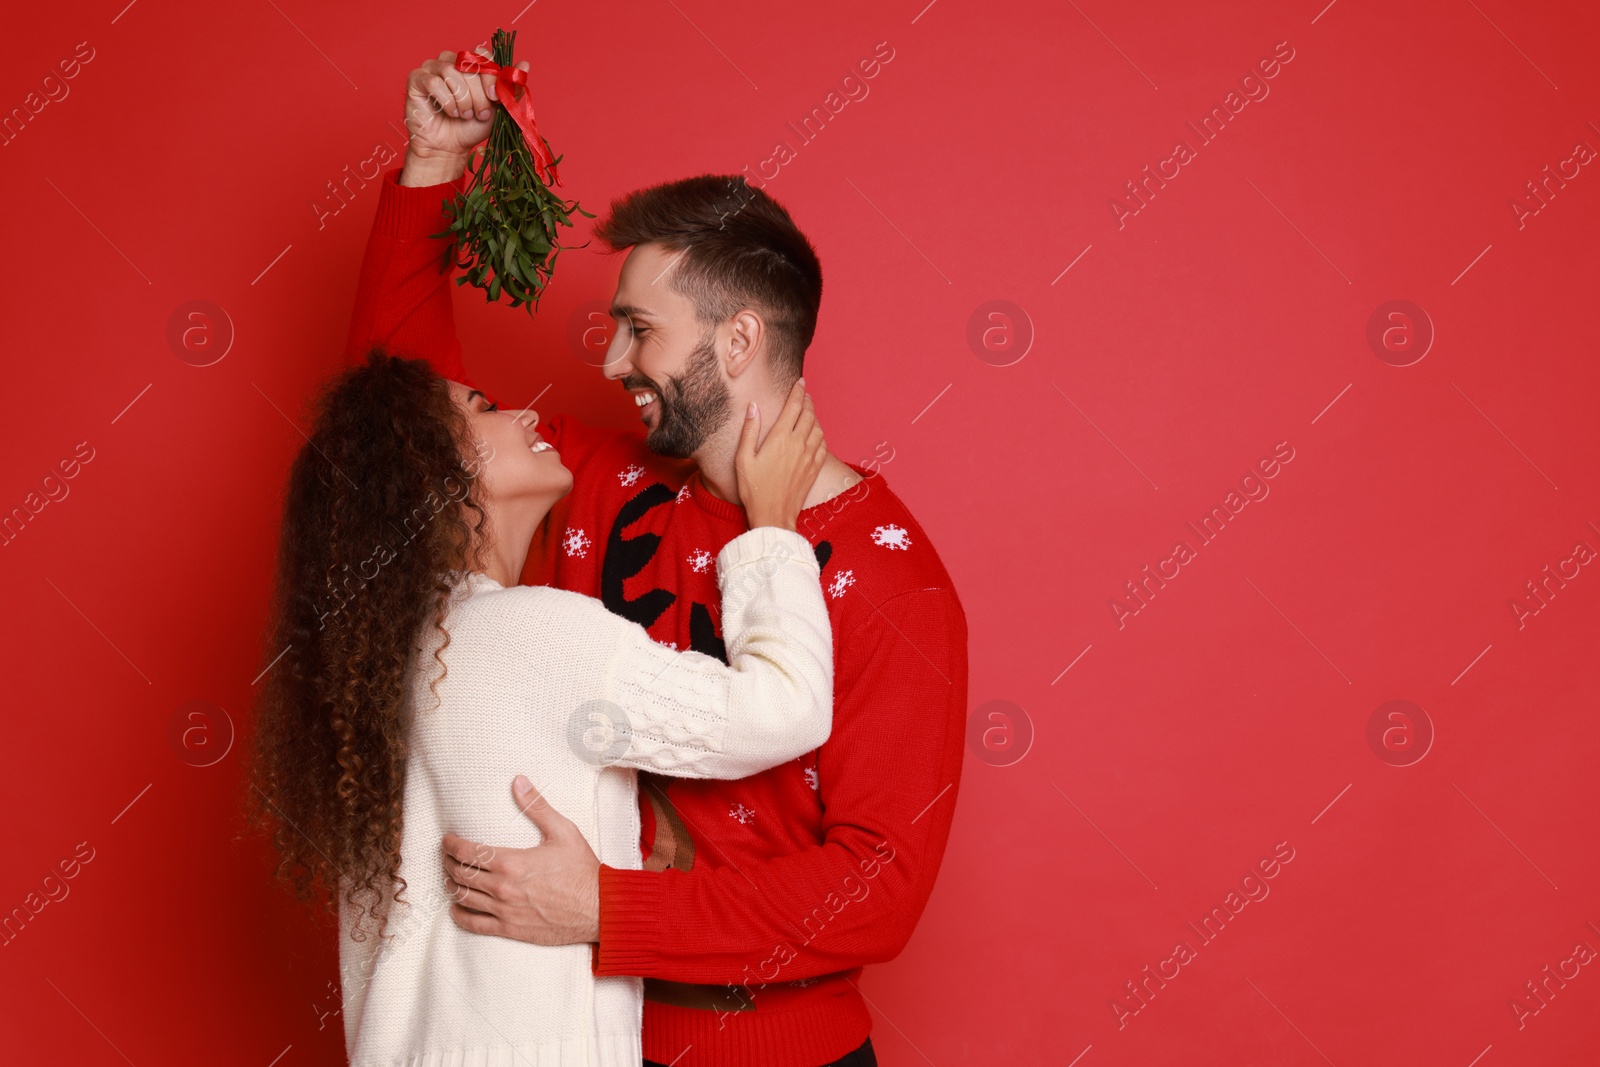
xmin=641 ymin=329 xmax=732 ymax=459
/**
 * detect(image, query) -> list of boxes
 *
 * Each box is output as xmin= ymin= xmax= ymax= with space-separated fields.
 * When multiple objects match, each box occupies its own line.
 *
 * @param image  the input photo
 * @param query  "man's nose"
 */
xmin=602 ymin=333 xmax=636 ymax=378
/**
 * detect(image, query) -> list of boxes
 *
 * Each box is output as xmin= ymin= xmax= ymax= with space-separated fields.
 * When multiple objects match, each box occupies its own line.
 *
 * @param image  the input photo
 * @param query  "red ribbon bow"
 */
xmin=454 ymin=50 xmax=561 ymax=187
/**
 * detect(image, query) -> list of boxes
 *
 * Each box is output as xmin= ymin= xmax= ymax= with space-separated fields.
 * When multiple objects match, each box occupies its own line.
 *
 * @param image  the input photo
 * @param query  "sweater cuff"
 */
xmin=372 ymin=166 xmax=466 ymax=239
xmin=594 ymin=864 xmax=667 ymax=977
xmin=716 ymin=526 xmax=818 ymax=581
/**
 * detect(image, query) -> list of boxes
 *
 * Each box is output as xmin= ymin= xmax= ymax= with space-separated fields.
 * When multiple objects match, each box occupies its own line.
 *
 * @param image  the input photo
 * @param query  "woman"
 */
xmin=252 ymin=351 xmax=833 ymax=1066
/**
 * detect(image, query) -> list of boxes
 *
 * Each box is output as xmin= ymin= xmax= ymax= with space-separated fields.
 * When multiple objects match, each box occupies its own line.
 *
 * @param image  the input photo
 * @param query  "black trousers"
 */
xmin=645 ymin=1037 xmax=876 ymax=1067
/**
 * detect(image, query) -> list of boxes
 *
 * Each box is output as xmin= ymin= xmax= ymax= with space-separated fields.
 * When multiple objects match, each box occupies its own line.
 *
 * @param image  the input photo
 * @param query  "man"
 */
xmin=347 ymin=50 xmax=968 ymax=1067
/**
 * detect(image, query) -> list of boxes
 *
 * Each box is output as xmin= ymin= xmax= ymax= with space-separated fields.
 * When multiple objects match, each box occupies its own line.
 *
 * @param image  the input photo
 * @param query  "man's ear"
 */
xmin=723 ymin=309 xmax=766 ymax=379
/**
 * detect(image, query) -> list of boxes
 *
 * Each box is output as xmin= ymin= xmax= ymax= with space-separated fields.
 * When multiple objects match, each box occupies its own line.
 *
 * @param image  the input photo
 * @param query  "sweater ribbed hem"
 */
xmin=373 ymin=166 xmax=467 ymax=240
xmin=594 ymin=872 xmax=873 ymax=1067
xmin=688 ymin=470 xmax=747 ymax=523
xmin=595 ymin=865 xmax=666 ymax=977
xmin=688 ymin=465 xmax=875 ymax=531
xmin=640 ymin=988 xmax=871 ymax=1067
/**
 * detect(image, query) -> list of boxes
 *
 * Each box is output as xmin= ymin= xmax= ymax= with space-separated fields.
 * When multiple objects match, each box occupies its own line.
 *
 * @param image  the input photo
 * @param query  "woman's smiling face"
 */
xmin=449 ymin=381 xmax=572 ymax=507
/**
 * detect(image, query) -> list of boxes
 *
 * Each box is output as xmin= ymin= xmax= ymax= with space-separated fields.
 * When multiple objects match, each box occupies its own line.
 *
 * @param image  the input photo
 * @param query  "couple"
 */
xmin=253 ymin=49 xmax=968 ymax=1067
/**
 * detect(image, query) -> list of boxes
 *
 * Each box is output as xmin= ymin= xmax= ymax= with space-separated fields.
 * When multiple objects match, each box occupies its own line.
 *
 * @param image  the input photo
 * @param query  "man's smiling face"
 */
xmin=602 ymin=242 xmax=733 ymax=460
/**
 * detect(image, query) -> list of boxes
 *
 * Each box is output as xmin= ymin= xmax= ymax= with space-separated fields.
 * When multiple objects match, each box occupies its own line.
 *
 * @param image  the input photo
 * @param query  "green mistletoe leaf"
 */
xmin=428 ymin=27 xmax=588 ymax=316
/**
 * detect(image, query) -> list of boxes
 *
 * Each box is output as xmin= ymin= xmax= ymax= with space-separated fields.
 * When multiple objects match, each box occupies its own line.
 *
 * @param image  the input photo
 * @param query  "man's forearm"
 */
xmin=594 ymin=588 xmax=968 ymax=986
xmin=594 ymin=830 xmax=940 ymax=985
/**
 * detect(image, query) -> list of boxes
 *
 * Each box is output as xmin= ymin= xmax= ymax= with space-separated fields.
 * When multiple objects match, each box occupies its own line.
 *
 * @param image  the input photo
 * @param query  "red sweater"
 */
xmin=346 ymin=168 xmax=969 ymax=1067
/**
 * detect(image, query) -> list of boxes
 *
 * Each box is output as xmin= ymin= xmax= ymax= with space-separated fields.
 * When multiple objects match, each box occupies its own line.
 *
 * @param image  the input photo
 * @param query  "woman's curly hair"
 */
xmin=251 ymin=351 xmax=488 ymax=940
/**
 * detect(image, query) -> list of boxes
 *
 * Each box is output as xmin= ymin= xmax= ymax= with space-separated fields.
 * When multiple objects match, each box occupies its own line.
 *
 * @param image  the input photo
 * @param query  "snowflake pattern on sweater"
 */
xmin=871 ymin=523 xmax=912 ymax=550
xmin=561 ymin=527 xmax=592 ymax=559
xmin=525 ymin=418 xmax=952 ymax=892
xmin=827 ymin=569 xmax=856 ymax=599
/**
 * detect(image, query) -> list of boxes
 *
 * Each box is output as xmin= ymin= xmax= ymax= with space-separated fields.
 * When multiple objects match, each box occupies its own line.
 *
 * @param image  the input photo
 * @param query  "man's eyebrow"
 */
xmin=611 ymin=304 xmax=657 ymax=321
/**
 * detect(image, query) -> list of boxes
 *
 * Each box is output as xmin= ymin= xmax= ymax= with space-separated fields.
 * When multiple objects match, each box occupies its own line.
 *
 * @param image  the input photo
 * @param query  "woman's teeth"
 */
xmin=530 ymin=441 xmax=552 ymax=453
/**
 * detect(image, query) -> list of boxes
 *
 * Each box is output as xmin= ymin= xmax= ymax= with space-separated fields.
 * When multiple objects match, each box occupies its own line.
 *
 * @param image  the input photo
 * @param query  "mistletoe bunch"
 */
xmin=434 ymin=29 xmax=591 ymax=313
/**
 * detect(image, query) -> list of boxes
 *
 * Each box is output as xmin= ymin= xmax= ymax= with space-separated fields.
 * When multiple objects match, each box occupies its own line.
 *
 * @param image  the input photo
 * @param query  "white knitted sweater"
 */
xmin=338 ymin=526 xmax=832 ymax=1066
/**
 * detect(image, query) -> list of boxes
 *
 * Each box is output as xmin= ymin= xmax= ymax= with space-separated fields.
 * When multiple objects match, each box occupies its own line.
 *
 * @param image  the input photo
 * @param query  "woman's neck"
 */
xmin=475 ymin=499 xmax=542 ymax=587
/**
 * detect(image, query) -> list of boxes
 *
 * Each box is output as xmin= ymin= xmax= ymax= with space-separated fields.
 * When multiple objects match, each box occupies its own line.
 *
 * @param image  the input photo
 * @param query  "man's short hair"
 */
xmin=594 ymin=175 xmax=823 ymax=383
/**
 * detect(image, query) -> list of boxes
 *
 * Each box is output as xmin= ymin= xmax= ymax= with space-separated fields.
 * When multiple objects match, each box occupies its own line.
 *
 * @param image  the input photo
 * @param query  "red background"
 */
xmin=2 ymin=0 xmax=1598 ymax=1064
